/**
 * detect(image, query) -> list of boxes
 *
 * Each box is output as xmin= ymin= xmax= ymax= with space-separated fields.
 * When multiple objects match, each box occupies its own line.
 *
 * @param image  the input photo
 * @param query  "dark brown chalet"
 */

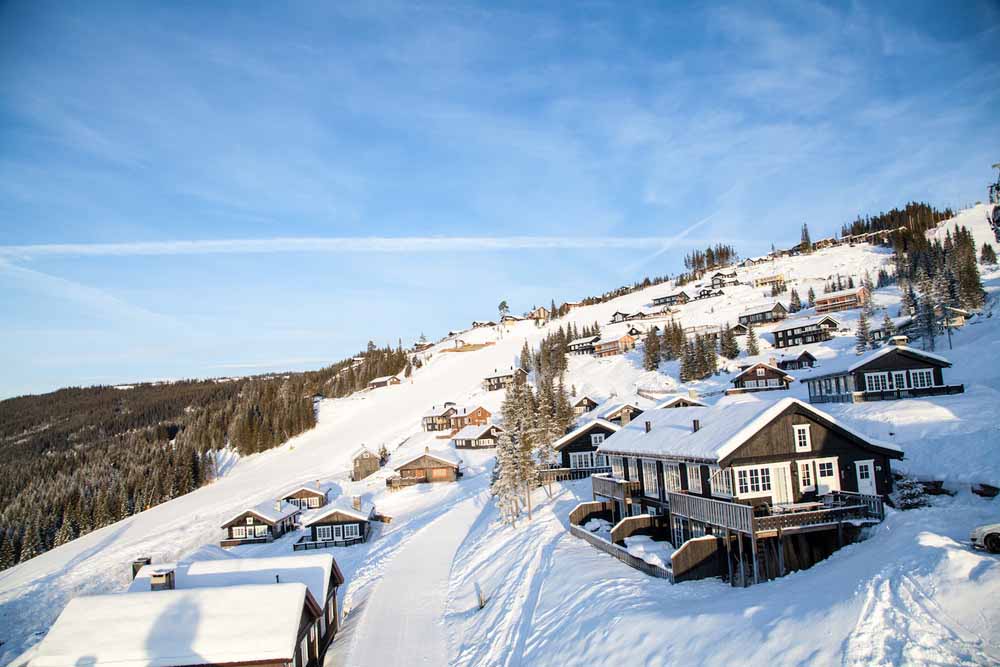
xmin=548 ymin=419 xmax=620 ymax=473
xmin=298 ymin=496 xmax=376 ymax=549
xmin=730 ymin=322 xmax=750 ymax=336
xmin=652 ymin=291 xmax=691 ymax=307
xmin=770 ymin=315 xmax=839 ymax=349
xmin=125 ymin=552 xmax=345 ymax=667
xmin=422 ymin=402 xmax=457 ymax=431
xmin=569 ymin=335 xmax=600 ymax=355
xmin=572 ymin=395 xmax=600 ymax=416
xmin=282 ymin=482 xmax=329 ymax=511
xmin=738 ymin=302 xmax=788 ymax=326
xmin=387 ymin=447 xmax=463 ymax=489
xmin=600 ymin=402 xmax=644 ymax=425
xmin=585 ymin=397 xmax=902 ymax=585
xmin=728 ymin=362 xmax=794 ymax=394
xmin=452 ymin=423 xmax=506 ymax=448
xmin=221 ymin=499 xmax=300 ymax=547
xmin=804 ymin=339 xmax=964 ymax=404
xmin=483 ymin=367 xmax=528 ymax=392
xmin=352 ymin=446 xmax=381 ymax=481
xmin=777 ymin=350 xmax=816 ymax=371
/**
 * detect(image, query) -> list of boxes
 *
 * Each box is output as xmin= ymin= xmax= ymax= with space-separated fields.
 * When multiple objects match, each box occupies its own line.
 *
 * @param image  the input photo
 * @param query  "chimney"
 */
xmin=352 ymin=496 xmax=362 ymax=511
xmin=889 ymin=335 xmax=909 ymax=347
xmin=693 ymin=419 xmax=701 ymax=433
xmin=688 ymin=389 xmax=699 ymax=400
xmin=131 ymin=556 xmax=152 ymax=580
xmin=276 ymin=574 xmax=280 ymax=584
xmin=150 ymin=567 xmax=175 ymax=591
xmin=425 ymin=446 xmax=429 ymax=453
xmin=622 ymin=410 xmax=631 ymax=426
xmin=768 ymin=356 xmax=777 ymax=367
xmin=274 ymin=500 xmax=282 ymax=512
xmin=644 ymin=421 xmax=652 ymax=433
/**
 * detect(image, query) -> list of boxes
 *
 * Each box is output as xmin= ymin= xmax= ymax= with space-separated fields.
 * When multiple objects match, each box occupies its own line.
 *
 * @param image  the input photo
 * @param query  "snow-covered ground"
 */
xmin=3 ymin=206 xmax=1000 ymax=666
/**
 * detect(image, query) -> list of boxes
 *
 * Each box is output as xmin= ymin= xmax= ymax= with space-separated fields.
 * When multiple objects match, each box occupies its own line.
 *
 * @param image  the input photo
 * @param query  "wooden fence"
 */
xmin=568 ymin=524 xmax=672 ymax=580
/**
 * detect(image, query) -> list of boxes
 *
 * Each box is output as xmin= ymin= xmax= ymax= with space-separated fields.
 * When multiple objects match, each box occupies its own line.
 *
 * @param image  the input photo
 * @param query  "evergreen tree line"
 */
xmin=682 ymin=244 xmax=739 ymax=275
xmin=311 ymin=341 xmax=411 ymax=398
xmin=840 ymin=202 xmax=954 ymax=245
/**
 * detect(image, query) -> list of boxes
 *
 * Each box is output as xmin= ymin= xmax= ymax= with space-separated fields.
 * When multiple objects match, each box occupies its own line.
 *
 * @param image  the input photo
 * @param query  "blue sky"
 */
xmin=1 ymin=1 xmax=998 ymax=398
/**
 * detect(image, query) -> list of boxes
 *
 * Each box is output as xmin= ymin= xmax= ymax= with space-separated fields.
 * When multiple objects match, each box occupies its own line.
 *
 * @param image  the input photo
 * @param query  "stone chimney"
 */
xmin=644 ymin=421 xmax=652 ymax=433
xmin=352 ymin=496 xmax=362 ymax=511
xmin=425 ymin=446 xmax=430 ymax=453
xmin=131 ymin=556 xmax=152 ymax=580
xmin=768 ymin=357 xmax=777 ymax=367
xmin=149 ymin=567 xmax=175 ymax=591
xmin=693 ymin=419 xmax=701 ymax=433
xmin=688 ymin=389 xmax=699 ymax=400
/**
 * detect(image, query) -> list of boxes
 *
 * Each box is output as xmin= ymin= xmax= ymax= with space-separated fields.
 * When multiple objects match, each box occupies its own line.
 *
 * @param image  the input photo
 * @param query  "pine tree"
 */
xmin=981 ymin=243 xmax=997 ymax=265
xmin=893 ymin=475 xmax=928 ymax=509
xmin=788 ymin=289 xmax=802 ymax=313
xmin=919 ymin=294 xmax=938 ymax=351
xmin=519 ymin=340 xmax=532 ymax=373
xmin=491 ymin=430 xmax=522 ymax=526
xmin=855 ymin=310 xmax=871 ymax=354
xmin=643 ymin=330 xmax=661 ymax=371
xmin=881 ymin=312 xmax=896 ymax=341
xmin=720 ymin=324 xmax=740 ymax=359
xmin=807 ymin=286 xmax=815 ymax=306
xmin=800 ymin=223 xmax=813 ymax=253
xmin=745 ymin=324 xmax=759 ymax=356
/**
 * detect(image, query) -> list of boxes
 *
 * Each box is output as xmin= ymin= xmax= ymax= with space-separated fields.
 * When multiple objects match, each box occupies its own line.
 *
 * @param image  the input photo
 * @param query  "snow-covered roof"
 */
xmin=741 ymin=301 xmax=785 ymax=315
xmin=807 ymin=344 xmax=953 ymax=380
xmin=484 ymin=366 xmax=524 ymax=379
xmin=550 ymin=419 xmax=620 ymax=451
xmin=393 ymin=447 xmax=462 ymax=470
xmin=222 ymin=499 xmax=299 ymax=527
xmin=302 ymin=496 xmax=376 ymax=525
xmin=594 ymin=334 xmax=631 ymax=346
xmin=452 ymin=423 xmax=503 ymax=441
xmin=34 ymin=584 xmax=311 ymax=667
xmin=600 ymin=401 xmax=642 ymax=419
xmin=573 ymin=394 xmax=600 ymax=406
xmin=569 ymin=336 xmax=600 ymax=346
xmin=733 ymin=363 xmax=794 ymax=382
xmin=129 ymin=552 xmax=341 ymax=603
xmin=369 ymin=375 xmax=398 ymax=384
xmin=871 ymin=315 xmax=913 ymax=332
xmin=597 ymin=396 xmax=901 ymax=462
xmin=279 ymin=480 xmax=327 ymax=499
xmin=451 ymin=404 xmax=488 ymax=418
xmin=815 ymin=286 xmax=866 ymax=301
xmin=770 ymin=315 xmax=840 ymax=332
xmin=653 ymin=395 xmax=706 ymax=409
xmin=422 ymin=403 xmax=456 ymax=418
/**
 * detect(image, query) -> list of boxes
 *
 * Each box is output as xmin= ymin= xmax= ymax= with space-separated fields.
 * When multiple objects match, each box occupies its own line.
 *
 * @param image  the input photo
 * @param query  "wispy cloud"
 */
xmin=0 ymin=235 xmax=738 ymax=259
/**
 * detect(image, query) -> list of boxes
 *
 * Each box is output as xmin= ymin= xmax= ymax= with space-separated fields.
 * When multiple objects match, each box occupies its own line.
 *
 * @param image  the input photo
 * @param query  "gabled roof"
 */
xmin=597 ymin=396 xmax=902 ymax=462
xmin=423 ymin=403 xmax=457 ymax=418
xmin=451 ymin=404 xmax=490 ymax=418
xmin=35 ymin=584 xmax=314 ymax=667
xmin=222 ymin=499 xmax=300 ymax=528
xmin=302 ymin=496 xmax=376 ymax=525
xmin=594 ymin=333 xmax=633 ymax=346
xmin=484 ymin=367 xmax=527 ymax=379
xmin=573 ymin=394 xmax=600 ymax=407
xmin=732 ymin=362 xmax=795 ymax=383
xmin=550 ymin=419 xmax=620 ymax=451
xmin=600 ymin=401 xmax=643 ymax=420
xmin=129 ymin=552 xmax=343 ymax=601
xmin=815 ymin=286 xmax=867 ymax=301
xmin=393 ymin=448 xmax=463 ymax=470
xmin=741 ymin=301 xmax=786 ymax=315
xmin=369 ymin=375 xmax=398 ymax=384
xmin=452 ymin=423 xmax=504 ymax=441
xmin=770 ymin=315 xmax=840 ymax=332
xmin=569 ymin=335 xmax=601 ymax=346
xmin=806 ymin=344 xmax=953 ymax=380
xmin=279 ymin=481 xmax=328 ymax=499
xmin=653 ymin=395 xmax=706 ymax=409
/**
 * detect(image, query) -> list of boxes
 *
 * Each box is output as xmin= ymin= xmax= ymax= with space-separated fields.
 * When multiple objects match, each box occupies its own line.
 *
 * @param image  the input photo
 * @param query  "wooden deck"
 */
xmin=591 ymin=473 xmax=640 ymax=502
xmin=538 ymin=466 xmax=610 ymax=483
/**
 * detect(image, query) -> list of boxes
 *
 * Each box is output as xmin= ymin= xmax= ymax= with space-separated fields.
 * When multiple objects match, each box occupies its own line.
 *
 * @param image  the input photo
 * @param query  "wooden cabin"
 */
xmin=388 ymin=448 xmax=463 ymax=488
xmin=298 ymin=496 xmax=376 ymax=548
xmin=550 ymin=419 xmax=620 ymax=471
xmin=452 ymin=423 xmax=506 ymax=449
xmin=483 ymin=367 xmax=528 ymax=391
xmin=572 ymin=395 xmax=600 ymax=416
xmin=711 ymin=271 xmax=739 ymax=288
xmin=352 ymin=446 xmax=381 ymax=481
xmin=449 ymin=405 xmax=492 ymax=431
xmin=770 ymin=315 xmax=839 ymax=348
xmin=695 ymin=288 xmax=724 ymax=300
xmin=35 ymin=584 xmax=326 ymax=667
xmin=728 ymin=362 xmax=794 ymax=394
xmin=281 ymin=482 xmax=329 ymax=511
xmin=593 ymin=333 xmax=636 ymax=358
xmin=221 ymin=500 xmax=300 ymax=547
xmin=591 ymin=397 xmax=902 ymax=585
xmin=804 ymin=340 xmax=963 ymax=404
xmin=610 ymin=311 xmax=631 ymax=323
xmin=814 ymin=286 xmax=869 ymax=314
xmin=654 ymin=395 xmax=705 ymax=409
xmin=471 ymin=320 xmax=496 ymax=329
xmin=569 ymin=335 xmax=600 ymax=355
xmin=368 ymin=375 xmax=401 ymax=389
xmin=600 ymin=402 xmax=644 ymax=426
xmin=652 ymin=291 xmax=691 ymax=307
xmin=730 ymin=322 xmax=750 ymax=336
xmin=777 ymin=350 xmax=816 ymax=371
xmin=752 ymin=274 xmax=785 ymax=288
xmin=422 ymin=402 xmax=457 ymax=431
xmin=870 ymin=315 xmax=913 ymax=342
xmin=738 ymin=302 xmax=788 ymax=326
xmin=528 ymin=305 xmax=550 ymax=322
xmin=126 ymin=552 xmax=344 ymax=667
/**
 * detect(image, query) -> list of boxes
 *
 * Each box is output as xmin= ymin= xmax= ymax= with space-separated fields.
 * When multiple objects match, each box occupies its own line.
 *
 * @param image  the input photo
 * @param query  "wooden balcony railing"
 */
xmin=610 ymin=514 xmax=662 ymax=544
xmin=538 ymin=466 xmax=610 ymax=483
xmin=592 ymin=474 xmax=640 ymax=501
xmin=667 ymin=491 xmax=754 ymax=534
xmin=568 ymin=524 xmax=672 ymax=580
xmin=859 ymin=384 xmax=964 ymax=402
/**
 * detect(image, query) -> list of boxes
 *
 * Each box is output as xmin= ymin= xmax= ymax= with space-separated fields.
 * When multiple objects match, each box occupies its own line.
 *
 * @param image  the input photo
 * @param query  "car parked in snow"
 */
xmin=971 ymin=522 xmax=1000 ymax=553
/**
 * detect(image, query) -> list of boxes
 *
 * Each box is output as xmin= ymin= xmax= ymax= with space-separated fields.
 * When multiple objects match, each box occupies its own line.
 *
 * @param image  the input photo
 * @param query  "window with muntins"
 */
xmin=686 ymin=464 xmax=702 ymax=494
xmin=799 ymin=462 xmax=814 ymax=491
xmin=793 ymin=424 xmax=812 ymax=452
xmin=709 ymin=466 xmax=733 ymax=497
xmin=664 ymin=463 xmax=682 ymax=491
xmin=610 ymin=456 xmax=624 ymax=479
xmin=756 ymin=368 xmax=765 ymax=376
xmin=818 ymin=461 xmax=835 ymax=478
xmin=308 ymin=497 xmax=320 ymax=508
xmin=865 ymin=373 xmax=889 ymax=392
xmin=344 ymin=524 xmax=360 ymax=538
xmin=317 ymin=526 xmax=332 ymax=541
xmin=569 ymin=452 xmax=593 ymax=469
xmin=911 ymin=368 xmax=934 ymax=389
xmin=590 ymin=433 xmax=605 ymax=446
xmin=628 ymin=458 xmax=639 ymax=481
xmin=232 ymin=527 xmax=245 ymax=538
xmin=642 ymin=460 xmax=659 ymax=498
xmin=737 ymin=467 xmax=772 ymax=495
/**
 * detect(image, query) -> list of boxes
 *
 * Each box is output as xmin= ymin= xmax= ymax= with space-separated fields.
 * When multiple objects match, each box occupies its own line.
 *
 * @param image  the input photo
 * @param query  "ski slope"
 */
xmin=3 ymin=208 xmax=1000 ymax=666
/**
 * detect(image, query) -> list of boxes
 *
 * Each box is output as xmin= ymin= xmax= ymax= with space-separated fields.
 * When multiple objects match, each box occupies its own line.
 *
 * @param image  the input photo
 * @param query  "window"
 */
xmin=308 ymin=496 xmax=320 ymax=508
xmin=627 ymin=458 xmax=639 ymax=481
xmin=744 ymin=380 xmax=758 ymax=388
xmin=317 ymin=525 xmax=332 ymax=541
xmin=858 ymin=464 xmax=871 ymax=480
xmin=333 ymin=525 xmax=344 ymax=540
xmin=686 ymin=464 xmax=702 ymax=494
xmin=255 ymin=525 xmax=267 ymax=537
xmin=799 ymin=462 xmax=815 ymax=491
xmin=595 ymin=454 xmax=608 ymax=468
xmin=736 ymin=466 xmax=772 ymax=496
xmin=344 ymin=524 xmax=360 ymax=539
xmin=767 ymin=378 xmax=780 ymax=387
xmin=793 ymin=424 xmax=812 ymax=452
xmin=818 ymin=461 xmax=834 ymax=478
xmin=709 ymin=466 xmax=733 ymax=498
xmin=569 ymin=452 xmax=593 ymax=469
xmin=610 ymin=456 xmax=624 ymax=479
xmin=642 ymin=460 xmax=659 ymax=498
xmin=590 ymin=433 xmax=605 ymax=446
xmin=664 ymin=463 xmax=682 ymax=491
xmin=865 ymin=373 xmax=889 ymax=392
xmin=756 ymin=368 xmax=765 ymax=377
xmin=671 ymin=516 xmax=685 ymax=547
xmin=232 ymin=526 xmax=246 ymax=539
xmin=647 ymin=506 xmax=659 ymax=516
xmin=911 ymin=369 xmax=934 ymax=389
xmin=246 ymin=517 xmax=254 ymax=525
xmin=691 ymin=521 xmax=705 ymax=538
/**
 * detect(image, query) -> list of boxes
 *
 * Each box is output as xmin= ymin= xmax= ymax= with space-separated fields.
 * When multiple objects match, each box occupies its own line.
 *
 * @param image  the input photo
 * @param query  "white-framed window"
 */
xmin=595 ymin=453 xmax=608 ymax=468
xmin=308 ymin=496 xmax=320 ymax=508
xmin=671 ymin=516 xmax=685 ymax=547
xmin=864 ymin=372 xmax=889 ymax=392
xmin=255 ymin=525 xmax=267 ymax=537
xmin=590 ymin=433 xmax=605 ymax=446
xmin=569 ymin=452 xmax=593 ymax=469
xmin=744 ymin=380 xmax=758 ymax=388
xmin=818 ymin=461 xmax=834 ymax=478
xmin=317 ymin=525 xmax=332 ymax=541
xmin=756 ymin=368 xmax=765 ymax=376
xmin=793 ymin=424 xmax=812 ymax=452
xmin=664 ymin=463 xmax=682 ymax=491
xmin=767 ymin=378 xmax=781 ymax=387
xmin=344 ymin=524 xmax=360 ymax=539
xmin=232 ymin=526 xmax=246 ymax=539
xmin=708 ymin=466 xmax=733 ymax=498
xmin=610 ymin=456 xmax=624 ymax=479
xmin=246 ymin=517 xmax=254 ymax=525
xmin=647 ymin=506 xmax=659 ymax=516
xmin=798 ymin=461 xmax=815 ymax=492
xmin=735 ymin=466 xmax=772 ymax=497
xmin=686 ymin=463 xmax=702 ymax=494
xmin=892 ymin=370 xmax=908 ymax=389
xmin=910 ymin=368 xmax=934 ymax=389
xmin=627 ymin=458 xmax=639 ymax=481
xmin=814 ymin=457 xmax=841 ymax=493
xmin=642 ymin=460 xmax=659 ymax=498
xmin=333 ymin=525 xmax=344 ymax=541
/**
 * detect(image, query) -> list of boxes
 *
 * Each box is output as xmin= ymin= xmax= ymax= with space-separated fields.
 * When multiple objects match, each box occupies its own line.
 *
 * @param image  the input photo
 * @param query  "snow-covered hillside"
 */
xmin=4 ymin=209 xmax=1000 ymax=666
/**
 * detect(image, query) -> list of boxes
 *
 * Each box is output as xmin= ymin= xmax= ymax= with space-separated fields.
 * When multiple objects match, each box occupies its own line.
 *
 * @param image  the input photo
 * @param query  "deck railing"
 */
xmin=292 ymin=535 xmax=365 ymax=550
xmin=859 ymin=384 xmax=964 ymax=402
xmin=667 ymin=491 xmax=755 ymax=534
xmin=568 ymin=500 xmax=614 ymax=526
xmin=568 ymin=524 xmax=672 ymax=580
xmin=538 ymin=466 xmax=610 ymax=483
xmin=592 ymin=474 xmax=640 ymax=501
xmin=610 ymin=514 xmax=662 ymax=544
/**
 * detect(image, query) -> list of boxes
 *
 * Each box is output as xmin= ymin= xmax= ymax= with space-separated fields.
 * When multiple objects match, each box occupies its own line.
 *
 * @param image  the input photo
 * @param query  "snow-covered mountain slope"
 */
xmin=928 ymin=203 xmax=998 ymax=255
xmin=4 ymin=208 xmax=1000 ymax=666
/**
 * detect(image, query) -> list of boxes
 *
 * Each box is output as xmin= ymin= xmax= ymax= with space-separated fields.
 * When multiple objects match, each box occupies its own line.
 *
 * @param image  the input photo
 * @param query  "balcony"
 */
xmin=858 ymin=384 xmax=964 ymax=402
xmin=538 ymin=466 xmax=610 ymax=483
xmin=591 ymin=474 xmax=640 ymax=502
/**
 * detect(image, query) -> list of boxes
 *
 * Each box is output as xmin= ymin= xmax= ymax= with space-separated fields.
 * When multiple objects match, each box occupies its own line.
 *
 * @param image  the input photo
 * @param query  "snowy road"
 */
xmin=336 ymin=492 xmax=489 ymax=667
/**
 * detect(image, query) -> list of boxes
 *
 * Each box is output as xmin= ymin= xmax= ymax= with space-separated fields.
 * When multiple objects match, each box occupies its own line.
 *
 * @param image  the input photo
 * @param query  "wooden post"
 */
xmin=725 ymin=529 xmax=734 ymax=586
xmin=777 ymin=531 xmax=785 ymax=577
xmin=751 ymin=536 xmax=759 ymax=585
xmin=525 ymin=481 xmax=533 ymax=521
xmin=837 ymin=520 xmax=844 ymax=548
xmin=738 ymin=532 xmax=746 ymax=587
